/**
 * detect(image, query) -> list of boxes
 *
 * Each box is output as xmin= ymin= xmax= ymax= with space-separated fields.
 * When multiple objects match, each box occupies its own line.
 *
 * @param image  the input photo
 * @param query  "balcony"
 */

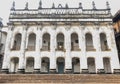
xmin=86 ymin=46 xmax=96 ymax=51
xmin=71 ymin=46 xmax=81 ymax=51
xmin=27 ymin=46 xmax=35 ymax=51
xmin=12 ymin=46 xmax=20 ymax=50
xmin=41 ymin=46 xmax=50 ymax=51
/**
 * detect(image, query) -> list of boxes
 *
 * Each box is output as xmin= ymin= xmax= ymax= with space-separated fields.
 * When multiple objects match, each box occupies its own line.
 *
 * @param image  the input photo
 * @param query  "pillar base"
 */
xmin=33 ymin=69 xmax=40 ymax=74
xmin=49 ymin=69 xmax=56 ymax=74
xmin=114 ymin=69 xmax=120 ymax=74
xmin=89 ymin=72 xmax=96 ymax=74
xmin=40 ymin=72 xmax=49 ymax=74
xmin=73 ymin=72 xmax=80 ymax=74
xmin=105 ymin=72 xmax=112 ymax=74
xmin=65 ymin=69 xmax=72 ymax=74
xmin=1 ymin=69 xmax=9 ymax=74
xmin=17 ymin=69 xmax=25 ymax=74
xmin=25 ymin=72 xmax=33 ymax=74
xmin=9 ymin=72 xmax=16 ymax=74
xmin=97 ymin=69 xmax=105 ymax=74
xmin=81 ymin=69 xmax=89 ymax=74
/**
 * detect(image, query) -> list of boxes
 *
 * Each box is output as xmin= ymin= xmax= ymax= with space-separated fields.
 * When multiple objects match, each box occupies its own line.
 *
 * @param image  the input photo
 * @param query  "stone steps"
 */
xmin=0 ymin=74 xmax=120 ymax=83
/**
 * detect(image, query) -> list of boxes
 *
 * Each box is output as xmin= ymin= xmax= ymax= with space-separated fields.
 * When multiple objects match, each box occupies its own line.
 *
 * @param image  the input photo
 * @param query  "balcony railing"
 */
xmin=86 ymin=46 xmax=96 ymax=51
xmin=71 ymin=46 xmax=80 ymax=51
xmin=12 ymin=46 xmax=20 ymax=50
xmin=101 ymin=45 xmax=111 ymax=51
xmin=27 ymin=46 xmax=35 ymax=51
xmin=41 ymin=46 xmax=50 ymax=51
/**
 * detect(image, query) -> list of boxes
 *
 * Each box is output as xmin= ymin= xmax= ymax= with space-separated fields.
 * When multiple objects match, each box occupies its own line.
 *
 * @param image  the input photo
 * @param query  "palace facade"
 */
xmin=1 ymin=1 xmax=120 ymax=74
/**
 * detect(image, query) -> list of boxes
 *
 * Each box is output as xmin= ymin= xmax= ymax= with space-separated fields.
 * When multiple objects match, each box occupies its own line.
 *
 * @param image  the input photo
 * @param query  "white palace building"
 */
xmin=1 ymin=1 xmax=120 ymax=74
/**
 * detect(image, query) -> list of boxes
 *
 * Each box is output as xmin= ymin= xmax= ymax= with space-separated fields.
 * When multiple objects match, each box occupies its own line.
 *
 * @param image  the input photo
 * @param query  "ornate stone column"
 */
xmin=96 ymin=57 xmax=105 ymax=74
xmin=49 ymin=25 xmax=57 ymax=74
xmin=2 ymin=25 xmax=13 ymax=73
xmin=93 ymin=26 xmax=105 ymax=74
xmin=17 ymin=24 xmax=27 ymax=74
xmin=34 ymin=25 xmax=41 ymax=74
xmin=92 ymin=27 xmax=97 ymax=51
xmin=65 ymin=25 xmax=72 ymax=74
xmin=79 ymin=25 xmax=88 ymax=74
xmin=36 ymin=25 xmax=41 ymax=52
xmin=34 ymin=55 xmax=41 ymax=74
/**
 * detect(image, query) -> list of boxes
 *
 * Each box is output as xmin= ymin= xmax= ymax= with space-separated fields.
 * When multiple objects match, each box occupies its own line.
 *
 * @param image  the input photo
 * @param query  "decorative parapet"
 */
xmin=9 ymin=1 xmax=112 ymax=23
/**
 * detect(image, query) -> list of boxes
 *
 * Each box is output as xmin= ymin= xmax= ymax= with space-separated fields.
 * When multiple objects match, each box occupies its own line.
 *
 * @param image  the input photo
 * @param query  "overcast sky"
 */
xmin=0 ymin=0 xmax=119 ymax=25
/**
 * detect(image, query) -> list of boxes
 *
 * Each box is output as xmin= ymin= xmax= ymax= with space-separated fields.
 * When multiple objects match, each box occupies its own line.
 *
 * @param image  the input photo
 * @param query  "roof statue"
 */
xmin=65 ymin=3 xmax=68 ymax=8
xmin=52 ymin=3 xmax=55 ymax=8
xmin=38 ymin=0 xmax=42 ymax=9
xmin=58 ymin=4 xmax=63 ymax=8
xmin=25 ymin=2 xmax=28 ymax=10
xmin=106 ymin=1 xmax=110 ymax=9
xmin=11 ymin=1 xmax=15 ymax=10
xmin=92 ymin=1 xmax=96 ymax=10
xmin=79 ymin=2 xmax=83 ymax=9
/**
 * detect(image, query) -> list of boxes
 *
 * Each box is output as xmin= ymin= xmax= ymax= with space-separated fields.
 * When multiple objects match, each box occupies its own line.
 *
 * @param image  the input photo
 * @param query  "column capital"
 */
xmin=8 ymin=24 xmax=14 ymax=31
xmin=37 ymin=22 xmax=43 ymax=30
xmin=78 ymin=25 xmax=85 ymax=31
xmin=50 ymin=22 xmax=57 ymax=30
xmin=65 ymin=22 xmax=71 ymax=31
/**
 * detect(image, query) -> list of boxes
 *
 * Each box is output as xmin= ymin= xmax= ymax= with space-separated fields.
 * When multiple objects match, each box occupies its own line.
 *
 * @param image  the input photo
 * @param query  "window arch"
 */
xmin=41 ymin=57 xmax=50 ymax=74
xmin=100 ymin=33 xmax=109 ymax=51
xmin=103 ymin=57 xmax=111 ymax=73
xmin=71 ymin=33 xmax=80 ymax=51
xmin=87 ymin=57 xmax=96 ymax=73
xmin=57 ymin=57 xmax=65 ymax=74
xmin=26 ymin=57 xmax=34 ymax=73
xmin=13 ymin=33 xmax=22 ymax=50
xmin=10 ymin=57 xmax=19 ymax=73
xmin=42 ymin=33 xmax=50 ymax=51
xmin=27 ymin=33 xmax=36 ymax=51
xmin=85 ymin=33 xmax=94 ymax=51
xmin=57 ymin=33 xmax=64 ymax=51
xmin=72 ymin=57 xmax=80 ymax=73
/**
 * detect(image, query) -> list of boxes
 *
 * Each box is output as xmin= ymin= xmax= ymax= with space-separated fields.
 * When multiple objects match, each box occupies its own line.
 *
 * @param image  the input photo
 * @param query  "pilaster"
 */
xmin=34 ymin=55 xmax=41 ymax=74
xmin=64 ymin=28 xmax=72 ymax=73
xmin=2 ymin=26 xmax=13 ymax=73
xmin=18 ymin=24 xmax=27 ymax=73
xmin=80 ymin=26 xmax=88 ymax=73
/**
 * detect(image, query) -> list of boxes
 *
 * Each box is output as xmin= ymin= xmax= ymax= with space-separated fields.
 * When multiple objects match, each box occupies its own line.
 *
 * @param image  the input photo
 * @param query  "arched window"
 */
xmin=100 ymin=33 xmax=109 ymax=51
xmin=85 ymin=33 xmax=94 ymax=51
xmin=27 ymin=33 xmax=36 ymax=51
xmin=26 ymin=57 xmax=34 ymax=73
xmin=57 ymin=33 xmax=64 ymax=51
xmin=103 ymin=57 xmax=111 ymax=73
xmin=41 ymin=57 xmax=50 ymax=74
xmin=72 ymin=57 xmax=80 ymax=73
xmin=71 ymin=33 xmax=80 ymax=51
xmin=10 ymin=57 xmax=19 ymax=73
xmin=87 ymin=57 xmax=96 ymax=73
xmin=42 ymin=33 xmax=50 ymax=51
xmin=57 ymin=57 xmax=65 ymax=74
xmin=13 ymin=33 xmax=22 ymax=50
